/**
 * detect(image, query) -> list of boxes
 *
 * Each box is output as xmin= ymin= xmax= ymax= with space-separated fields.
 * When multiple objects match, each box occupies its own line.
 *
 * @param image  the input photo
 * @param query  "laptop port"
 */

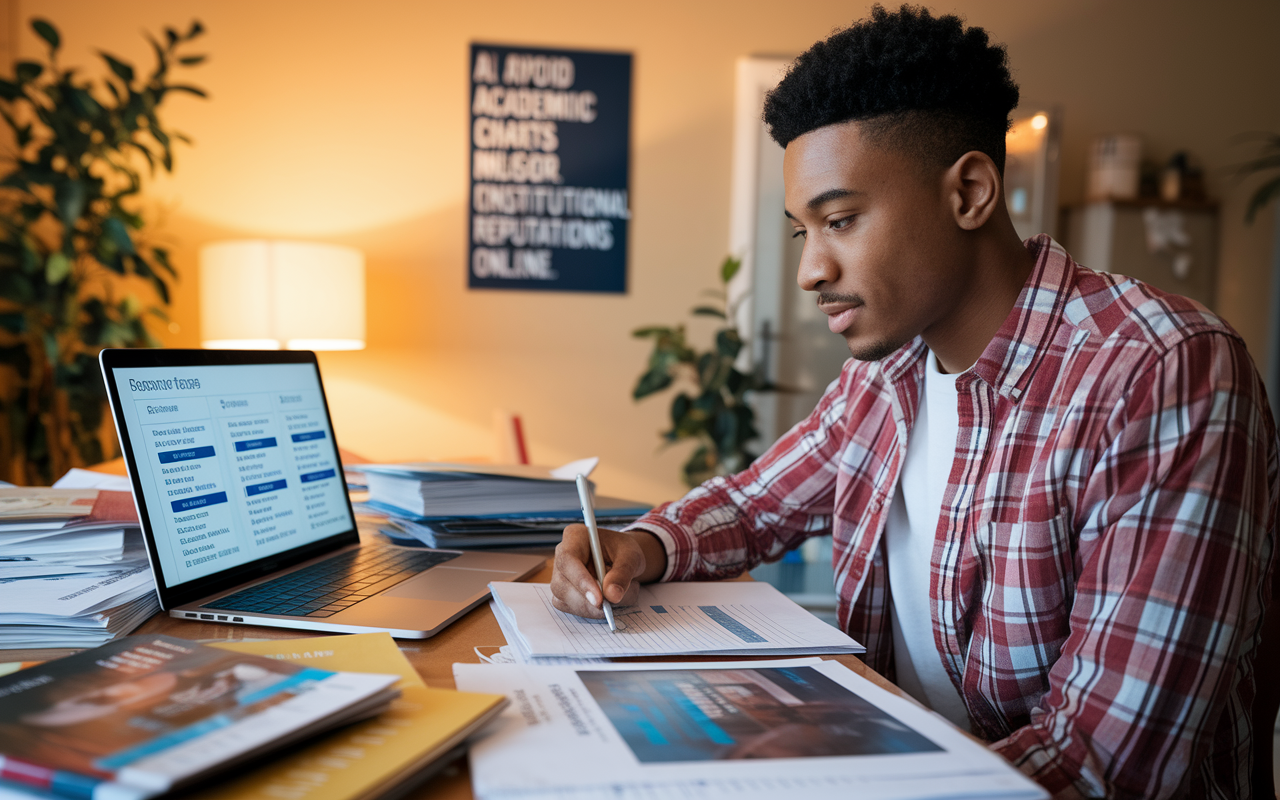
xmin=185 ymin=613 xmax=197 ymax=618
xmin=232 ymin=617 xmax=244 ymax=622
xmin=217 ymin=615 xmax=228 ymax=621
xmin=199 ymin=614 xmax=214 ymax=620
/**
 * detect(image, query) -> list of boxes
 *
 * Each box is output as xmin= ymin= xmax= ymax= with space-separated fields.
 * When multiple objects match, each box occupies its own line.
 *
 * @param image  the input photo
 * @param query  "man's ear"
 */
xmin=945 ymin=151 xmax=1002 ymax=231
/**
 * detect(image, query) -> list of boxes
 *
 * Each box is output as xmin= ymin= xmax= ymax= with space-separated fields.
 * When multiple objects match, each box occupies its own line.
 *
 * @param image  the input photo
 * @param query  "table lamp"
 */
xmin=199 ymin=240 xmax=366 ymax=350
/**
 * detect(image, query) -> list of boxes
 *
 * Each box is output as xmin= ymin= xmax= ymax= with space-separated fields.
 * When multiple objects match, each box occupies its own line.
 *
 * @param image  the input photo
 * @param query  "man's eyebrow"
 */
xmin=783 ymin=188 xmax=863 ymax=220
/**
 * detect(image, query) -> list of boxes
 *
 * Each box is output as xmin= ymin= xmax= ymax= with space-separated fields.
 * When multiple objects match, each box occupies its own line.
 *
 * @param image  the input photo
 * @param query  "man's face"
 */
xmin=783 ymin=120 xmax=971 ymax=361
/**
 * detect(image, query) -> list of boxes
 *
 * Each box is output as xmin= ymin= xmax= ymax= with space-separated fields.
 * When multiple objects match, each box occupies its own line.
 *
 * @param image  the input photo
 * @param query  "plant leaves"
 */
xmin=178 ymin=55 xmax=207 ymax=66
xmin=633 ymin=368 xmax=673 ymax=400
xmin=632 ymin=326 xmax=674 ymax=339
xmin=720 ymin=255 xmax=741 ymax=284
xmin=1246 ymin=176 xmax=1280 ymax=224
xmin=103 ymin=217 xmax=136 ymax=255
xmin=715 ymin=328 xmax=743 ymax=359
xmin=168 ymin=84 xmax=208 ymax=98
xmin=99 ymin=52 xmax=135 ymax=84
xmin=0 ymin=79 xmax=21 ymax=100
xmin=55 ymin=180 xmax=88 ymax=224
xmin=44 ymin=252 xmax=71 ymax=284
xmin=0 ymin=312 xmax=24 ymax=333
xmin=14 ymin=61 xmax=43 ymax=83
xmin=691 ymin=305 xmax=725 ymax=318
xmin=187 ymin=20 xmax=205 ymax=39
xmin=31 ymin=19 xmax=59 ymax=51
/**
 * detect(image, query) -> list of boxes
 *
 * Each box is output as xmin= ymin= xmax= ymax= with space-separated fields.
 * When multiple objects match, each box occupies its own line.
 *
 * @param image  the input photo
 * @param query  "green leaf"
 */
xmin=178 ymin=55 xmax=207 ymax=66
xmin=633 ymin=368 xmax=673 ymax=400
xmin=1246 ymin=176 xmax=1280 ymax=224
xmin=632 ymin=326 xmax=674 ymax=339
xmin=151 ymin=247 xmax=176 ymax=277
xmin=100 ymin=52 xmax=135 ymax=84
xmin=14 ymin=61 xmax=43 ymax=83
xmin=168 ymin=84 xmax=208 ymax=98
xmin=691 ymin=305 xmax=726 ymax=318
xmin=720 ymin=255 xmax=741 ymax=284
xmin=164 ymin=27 xmax=179 ymax=46
xmin=31 ymin=19 xmax=59 ymax=52
xmin=103 ymin=217 xmax=136 ymax=255
xmin=187 ymin=20 xmax=205 ymax=39
xmin=44 ymin=252 xmax=71 ymax=284
xmin=0 ymin=79 xmax=21 ymax=100
xmin=55 ymin=179 xmax=88 ymax=224
xmin=715 ymin=328 xmax=743 ymax=359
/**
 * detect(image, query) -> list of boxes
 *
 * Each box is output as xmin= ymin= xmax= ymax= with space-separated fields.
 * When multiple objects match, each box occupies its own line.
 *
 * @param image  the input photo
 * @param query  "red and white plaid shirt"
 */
xmin=629 ymin=235 xmax=1278 ymax=799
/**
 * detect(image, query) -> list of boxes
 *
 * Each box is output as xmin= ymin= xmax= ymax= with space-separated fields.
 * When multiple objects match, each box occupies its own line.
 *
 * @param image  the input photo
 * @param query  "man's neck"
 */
xmin=925 ymin=226 xmax=1036 ymax=375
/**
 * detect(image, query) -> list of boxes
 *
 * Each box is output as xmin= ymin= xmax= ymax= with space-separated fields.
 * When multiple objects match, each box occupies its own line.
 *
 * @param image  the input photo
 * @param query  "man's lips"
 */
xmin=822 ymin=303 xmax=862 ymax=334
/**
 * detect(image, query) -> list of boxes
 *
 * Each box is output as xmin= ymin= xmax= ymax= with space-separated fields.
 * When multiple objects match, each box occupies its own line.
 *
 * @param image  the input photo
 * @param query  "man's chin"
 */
xmin=846 ymin=337 xmax=903 ymax=362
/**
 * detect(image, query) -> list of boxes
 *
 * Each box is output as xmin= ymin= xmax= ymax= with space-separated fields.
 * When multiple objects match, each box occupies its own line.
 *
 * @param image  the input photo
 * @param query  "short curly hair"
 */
xmin=763 ymin=5 xmax=1020 ymax=173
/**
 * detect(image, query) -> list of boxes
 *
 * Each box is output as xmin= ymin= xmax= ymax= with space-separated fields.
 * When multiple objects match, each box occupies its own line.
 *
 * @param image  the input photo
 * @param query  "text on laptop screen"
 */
xmin=111 ymin=362 xmax=354 ymax=588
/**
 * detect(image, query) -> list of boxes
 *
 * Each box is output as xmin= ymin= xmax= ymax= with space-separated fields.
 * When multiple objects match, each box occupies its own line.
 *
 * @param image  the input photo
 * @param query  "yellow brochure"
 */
xmin=191 ymin=633 xmax=506 ymax=800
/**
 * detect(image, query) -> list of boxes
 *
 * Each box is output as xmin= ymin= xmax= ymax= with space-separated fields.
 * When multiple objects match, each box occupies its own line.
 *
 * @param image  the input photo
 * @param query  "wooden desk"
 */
xmin=5 ymin=534 xmax=909 ymax=799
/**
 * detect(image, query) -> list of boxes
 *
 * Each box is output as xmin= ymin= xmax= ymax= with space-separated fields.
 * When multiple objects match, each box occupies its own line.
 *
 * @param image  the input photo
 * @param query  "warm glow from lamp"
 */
xmin=199 ymin=240 xmax=366 ymax=351
xmin=1030 ymin=113 xmax=1048 ymax=130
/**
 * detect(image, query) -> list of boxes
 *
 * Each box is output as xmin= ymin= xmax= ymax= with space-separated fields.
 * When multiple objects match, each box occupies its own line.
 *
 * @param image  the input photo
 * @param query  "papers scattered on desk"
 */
xmin=490 ymin=581 xmax=866 ymax=660
xmin=455 ymin=658 xmax=1047 ymax=800
xmin=0 ymin=488 xmax=158 ymax=650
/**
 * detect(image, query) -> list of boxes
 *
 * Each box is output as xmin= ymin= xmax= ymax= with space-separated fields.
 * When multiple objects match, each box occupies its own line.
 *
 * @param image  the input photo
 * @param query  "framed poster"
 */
xmin=468 ymin=43 xmax=632 ymax=293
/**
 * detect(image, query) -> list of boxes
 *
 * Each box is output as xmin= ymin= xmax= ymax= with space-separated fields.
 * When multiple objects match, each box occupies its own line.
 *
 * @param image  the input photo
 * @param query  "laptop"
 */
xmin=100 ymin=348 xmax=544 ymax=638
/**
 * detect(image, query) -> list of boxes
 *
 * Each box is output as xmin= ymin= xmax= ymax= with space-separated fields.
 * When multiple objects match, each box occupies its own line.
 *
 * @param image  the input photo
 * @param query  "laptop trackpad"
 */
xmin=381 ymin=567 xmax=493 ymax=603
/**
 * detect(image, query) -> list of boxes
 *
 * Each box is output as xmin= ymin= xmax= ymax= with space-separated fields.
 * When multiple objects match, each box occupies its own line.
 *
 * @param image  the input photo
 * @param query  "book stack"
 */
xmin=356 ymin=462 xmax=650 ymax=549
xmin=0 ymin=489 xmax=158 ymax=650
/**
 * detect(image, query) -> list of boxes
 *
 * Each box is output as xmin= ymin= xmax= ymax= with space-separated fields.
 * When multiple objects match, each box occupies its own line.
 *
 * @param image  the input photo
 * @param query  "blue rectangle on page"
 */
xmin=170 ymin=491 xmax=228 ymax=513
xmin=698 ymin=605 xmax=767 ymax=643
xmin=234 ymin=437 xmax=278 ymax=452
xmin=158 ymin=445 xmax=216 ymax=464
xmin=245 ymin=479 xmax=288 ymax=497
xmin=291 ymin=430 xmax=326 ymax=443
xmin=300 ymin=468 xmax=336 ymax=484
xmin=650 ymin=605 xmax=667 ymax=614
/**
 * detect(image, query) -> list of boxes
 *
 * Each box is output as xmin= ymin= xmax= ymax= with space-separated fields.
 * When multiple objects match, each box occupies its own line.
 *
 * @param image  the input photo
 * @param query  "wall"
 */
xmin=8 ymin=0 xmax=1278 ymax=502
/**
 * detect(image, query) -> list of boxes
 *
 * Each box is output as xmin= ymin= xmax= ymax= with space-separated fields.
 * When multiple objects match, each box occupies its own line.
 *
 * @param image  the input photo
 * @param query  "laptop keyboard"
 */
xmin=206 ymin=547 xmax=460 ymax=618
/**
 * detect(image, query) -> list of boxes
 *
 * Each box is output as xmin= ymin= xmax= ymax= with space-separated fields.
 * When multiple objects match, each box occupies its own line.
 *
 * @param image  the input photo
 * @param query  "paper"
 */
xmin=53 ymin=468 xmax=134 ymax=491
xmin=455 ymin=658 xmax=1046 ymax=800
xmin=490 ymin=581 xmax=865 ymax=659
xmin=213 ymin=632 xmax=426 ymax=689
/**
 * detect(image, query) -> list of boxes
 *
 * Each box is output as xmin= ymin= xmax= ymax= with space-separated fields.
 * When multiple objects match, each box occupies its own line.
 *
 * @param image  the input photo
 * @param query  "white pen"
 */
xmin=575 ymin=473 xmax=616 ymax=632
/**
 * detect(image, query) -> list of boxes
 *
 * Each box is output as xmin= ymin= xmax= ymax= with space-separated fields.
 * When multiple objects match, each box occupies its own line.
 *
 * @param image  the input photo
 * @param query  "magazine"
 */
xmin=0 ymin=635 xmax=399 ymax=800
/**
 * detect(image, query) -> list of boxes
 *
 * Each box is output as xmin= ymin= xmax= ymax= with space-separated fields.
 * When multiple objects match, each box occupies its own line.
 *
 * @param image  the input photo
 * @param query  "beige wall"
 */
xmin=10 ymin=0 xmax=1278 ymax=503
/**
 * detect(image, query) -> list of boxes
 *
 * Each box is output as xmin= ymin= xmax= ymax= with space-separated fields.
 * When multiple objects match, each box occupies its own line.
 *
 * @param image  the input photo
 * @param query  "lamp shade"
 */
xmin=199 ymin=240 xmax=366 ymax=351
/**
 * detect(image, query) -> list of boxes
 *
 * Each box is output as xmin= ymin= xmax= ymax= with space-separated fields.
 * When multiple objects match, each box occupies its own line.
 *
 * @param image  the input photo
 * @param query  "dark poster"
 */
xmin=468 ymin=43 xmax=632 ymax=293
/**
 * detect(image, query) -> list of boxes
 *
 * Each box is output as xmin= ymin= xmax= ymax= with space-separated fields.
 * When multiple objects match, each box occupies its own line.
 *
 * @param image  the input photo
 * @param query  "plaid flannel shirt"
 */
xmin=628 ymin=235 xmax=1278 ymax=798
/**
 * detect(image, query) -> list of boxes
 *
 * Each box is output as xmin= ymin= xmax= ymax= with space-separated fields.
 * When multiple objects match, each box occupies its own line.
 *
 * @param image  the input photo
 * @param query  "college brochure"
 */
xmin=455 ymin=658 xmax=1047 ymax=800
xmin=0 ymin=635 xmax=399 ymax=800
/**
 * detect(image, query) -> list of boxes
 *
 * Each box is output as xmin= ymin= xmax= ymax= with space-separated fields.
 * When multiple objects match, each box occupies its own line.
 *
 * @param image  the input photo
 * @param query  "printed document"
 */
xmin=454 ymin=658 xmax=1046 ymax=800
xmin=489 ymin=581 xmax=865 ymax=659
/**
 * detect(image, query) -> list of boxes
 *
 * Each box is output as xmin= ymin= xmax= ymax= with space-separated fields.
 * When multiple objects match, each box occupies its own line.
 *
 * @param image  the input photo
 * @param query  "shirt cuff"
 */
xmin=623 ymin=513 xmax=690 ymax=583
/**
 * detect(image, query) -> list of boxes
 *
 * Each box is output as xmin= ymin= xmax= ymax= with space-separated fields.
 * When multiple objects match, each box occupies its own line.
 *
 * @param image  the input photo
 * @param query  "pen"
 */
xmin=575 ymin=473 xmax=616 ymax=632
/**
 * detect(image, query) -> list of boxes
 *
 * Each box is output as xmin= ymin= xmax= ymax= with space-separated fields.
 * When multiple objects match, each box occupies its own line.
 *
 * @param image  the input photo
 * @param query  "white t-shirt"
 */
xmin=885 ymin=350 xmax=971 ymax=730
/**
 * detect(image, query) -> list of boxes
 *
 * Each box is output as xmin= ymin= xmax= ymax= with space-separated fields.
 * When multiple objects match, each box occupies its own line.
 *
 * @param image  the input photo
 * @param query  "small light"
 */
xmin=1031 ymin=114 xmax=1048 ymax=130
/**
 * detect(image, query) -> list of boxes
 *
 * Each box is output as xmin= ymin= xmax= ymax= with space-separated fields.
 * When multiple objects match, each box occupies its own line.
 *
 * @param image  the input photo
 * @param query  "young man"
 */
xmin=551 ymin=6 xmax=1278 ymax=797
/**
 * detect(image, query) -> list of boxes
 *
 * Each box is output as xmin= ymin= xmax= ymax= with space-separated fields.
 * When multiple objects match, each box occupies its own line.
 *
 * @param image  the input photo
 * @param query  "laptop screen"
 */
xmin=106 ymin=359 xmax=355 ymax=590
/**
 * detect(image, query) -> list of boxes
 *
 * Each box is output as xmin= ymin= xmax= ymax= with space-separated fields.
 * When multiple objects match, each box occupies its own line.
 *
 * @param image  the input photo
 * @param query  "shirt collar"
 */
xmin=970 ymin=234 xmax=1074 ymax=400
xmin=877 ymin=235 xmax=1074 ymax=400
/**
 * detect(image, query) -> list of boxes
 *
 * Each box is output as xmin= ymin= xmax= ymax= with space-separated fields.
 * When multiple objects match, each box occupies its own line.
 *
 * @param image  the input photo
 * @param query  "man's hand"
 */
xmin=550 ymin=525 xmax=666 ymax=619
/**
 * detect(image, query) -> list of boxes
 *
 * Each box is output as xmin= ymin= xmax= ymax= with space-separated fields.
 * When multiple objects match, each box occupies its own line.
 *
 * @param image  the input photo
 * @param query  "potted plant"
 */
xmin=0 ymin=18 xmax=206 ymax=484
xmin=632 ymin=256 xmax=760 ymax=487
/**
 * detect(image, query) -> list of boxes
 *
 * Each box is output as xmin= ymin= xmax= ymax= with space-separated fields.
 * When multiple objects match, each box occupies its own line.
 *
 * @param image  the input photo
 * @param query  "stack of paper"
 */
xmin=0 ymin=488 xmax=158 ymax=649
xmin=455 ymin=659 xmax=1047 ymax=800
xmin=489 ymin=580 xmax=866 ymax=661
xmin=358 ymin=458 xmax=649 ymax=549
xmin=357 ymin=459 xmax=598 ymax=517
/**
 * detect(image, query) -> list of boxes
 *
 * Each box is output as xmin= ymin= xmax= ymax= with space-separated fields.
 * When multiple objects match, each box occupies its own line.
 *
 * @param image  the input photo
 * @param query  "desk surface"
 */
xmin=7 ymin=556 xmax=907 ymax=799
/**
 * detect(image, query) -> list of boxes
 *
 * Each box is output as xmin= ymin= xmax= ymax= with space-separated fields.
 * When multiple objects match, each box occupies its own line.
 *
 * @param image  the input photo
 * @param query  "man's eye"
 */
xmin=830 ymin=216 xmax=855 ymax=230
xmin=791 ymin=229 xmax=807 ymax=239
